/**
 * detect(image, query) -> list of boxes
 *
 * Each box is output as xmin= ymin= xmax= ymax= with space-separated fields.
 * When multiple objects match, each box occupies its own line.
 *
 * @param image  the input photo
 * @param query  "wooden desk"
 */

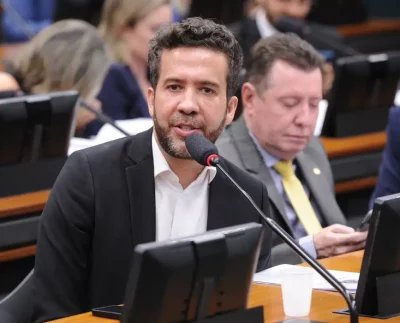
xmin=338 ymin=19 xmax=400 ymax=37
xmin=52 ymin=251 xmax=387 ymax=323
xmin=0 ymin=189 xmax=50 ymax=219
xmin=0 ymin=189 xmax=50 ymax=262
xmin=321 ymin=131 xmax=387 ymax=194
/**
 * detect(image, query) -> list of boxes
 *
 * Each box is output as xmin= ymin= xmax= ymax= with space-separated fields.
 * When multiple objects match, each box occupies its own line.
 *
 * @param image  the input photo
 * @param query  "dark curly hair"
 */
xmin=148 ymin=17 xmax=243 ymax=97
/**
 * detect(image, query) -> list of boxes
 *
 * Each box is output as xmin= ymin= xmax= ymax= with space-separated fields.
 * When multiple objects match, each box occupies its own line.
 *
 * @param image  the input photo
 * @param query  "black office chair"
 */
xmin=0 ymin=269 xmax=34 ymax=323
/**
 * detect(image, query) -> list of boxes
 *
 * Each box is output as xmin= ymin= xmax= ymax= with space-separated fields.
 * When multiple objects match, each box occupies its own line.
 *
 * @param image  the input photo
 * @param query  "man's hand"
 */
xmin=313 ymin=224 xmax=368 ymax=259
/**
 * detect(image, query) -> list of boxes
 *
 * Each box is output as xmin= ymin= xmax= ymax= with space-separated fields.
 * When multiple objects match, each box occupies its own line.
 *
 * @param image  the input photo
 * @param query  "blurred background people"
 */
xmin=83 ymin=0 xmax=172 ymax=137
xmin=4 ymin=19 xmax=110 ymax=135
xmin=1 ymin=0 xmax=54 ymax=43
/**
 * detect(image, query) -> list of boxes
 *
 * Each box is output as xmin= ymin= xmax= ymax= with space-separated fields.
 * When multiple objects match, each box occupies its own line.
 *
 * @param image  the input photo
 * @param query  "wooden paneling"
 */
xmin=0 ymin=189 xmax=50 ymax=219
xmin=339 ymin=19 xmax=400 ymax=37
xmin=321 ymin=131 xmax=386 ymax=159
xmin=0 ymin=245 xmax=36 ymax=263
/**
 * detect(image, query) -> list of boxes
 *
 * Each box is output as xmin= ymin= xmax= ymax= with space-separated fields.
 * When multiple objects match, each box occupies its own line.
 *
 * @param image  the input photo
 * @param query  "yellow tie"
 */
xmin=274 ymin=160 xmax=322 ymax=235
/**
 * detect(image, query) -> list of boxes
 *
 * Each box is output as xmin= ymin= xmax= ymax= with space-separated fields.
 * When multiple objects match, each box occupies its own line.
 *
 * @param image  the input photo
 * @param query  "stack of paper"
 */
xmin=253 ymin=264 xmax=359 ymax=293
xmin=68 ymin=118 xmax=154 ymax=155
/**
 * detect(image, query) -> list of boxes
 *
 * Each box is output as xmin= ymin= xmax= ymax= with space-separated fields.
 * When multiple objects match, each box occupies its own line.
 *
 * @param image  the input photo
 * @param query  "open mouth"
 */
xmin=173 ymin=124 xmax=201 ymax=137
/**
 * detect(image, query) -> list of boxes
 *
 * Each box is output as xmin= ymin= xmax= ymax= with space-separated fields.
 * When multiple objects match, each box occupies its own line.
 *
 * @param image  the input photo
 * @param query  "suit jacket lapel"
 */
xmin=296 ymin=152 xmax=346 ymax=226
xmin=227 ymin=119 xmax=294 ymax=236
xmin=125 ymin=128 xmax=156 ymax=247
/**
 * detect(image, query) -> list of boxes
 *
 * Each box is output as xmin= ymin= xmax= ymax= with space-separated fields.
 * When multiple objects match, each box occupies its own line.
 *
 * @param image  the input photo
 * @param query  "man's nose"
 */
xmin=177 ymin=88 xmax=200 ymax=115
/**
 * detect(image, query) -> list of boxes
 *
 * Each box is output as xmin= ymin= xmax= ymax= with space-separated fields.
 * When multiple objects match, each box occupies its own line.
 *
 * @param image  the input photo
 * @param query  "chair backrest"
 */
xmin=0 ymin=269 xmax=34 ymax=323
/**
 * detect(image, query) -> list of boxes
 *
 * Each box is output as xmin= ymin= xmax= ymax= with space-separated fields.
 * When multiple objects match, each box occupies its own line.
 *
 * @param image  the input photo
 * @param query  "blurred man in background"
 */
xmin=230 ymin=0 xmax=342 ymax=94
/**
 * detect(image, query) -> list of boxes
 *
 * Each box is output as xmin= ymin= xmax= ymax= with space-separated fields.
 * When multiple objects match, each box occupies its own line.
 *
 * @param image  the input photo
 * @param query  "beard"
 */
xmin=153 ymin=110 xmax=227 ymax=160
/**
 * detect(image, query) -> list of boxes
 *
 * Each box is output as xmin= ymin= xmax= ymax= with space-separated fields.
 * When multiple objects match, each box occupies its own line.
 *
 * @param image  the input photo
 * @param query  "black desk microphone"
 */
xmin=185 ymin=133 xmax=359 ymax=323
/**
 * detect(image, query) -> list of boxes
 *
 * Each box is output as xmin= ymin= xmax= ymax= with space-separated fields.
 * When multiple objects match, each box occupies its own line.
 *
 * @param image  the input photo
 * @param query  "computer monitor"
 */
xmin=92 ymin=223 xmax=264 ymax=323
xmin=355 ymin=193 xmax=400 ymax=318
xmin=321 ymin=51 xmax=400 ymax=137
xmin=0 ymin=90 xmax=78 ymax=165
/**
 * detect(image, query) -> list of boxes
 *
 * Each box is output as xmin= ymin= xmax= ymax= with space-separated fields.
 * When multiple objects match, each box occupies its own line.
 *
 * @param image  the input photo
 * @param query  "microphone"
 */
xmin=274 ymin=16 xmax=360 ymax=57
xmin=185 ymin=133 xmax=359 ymax=323
xmin=79 ymin=99 xmax=131 ymax=137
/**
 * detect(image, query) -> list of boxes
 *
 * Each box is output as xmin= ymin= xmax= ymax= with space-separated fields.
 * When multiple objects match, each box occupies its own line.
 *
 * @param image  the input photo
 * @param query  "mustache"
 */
xmin=169 ymin=115 xmax=205 ymax=129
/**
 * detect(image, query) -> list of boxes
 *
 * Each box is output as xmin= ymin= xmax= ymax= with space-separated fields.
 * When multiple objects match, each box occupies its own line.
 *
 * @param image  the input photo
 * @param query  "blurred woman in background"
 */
xmin=84 ymin=0 xmax=172 ymax=137
xmin=5 ymin=19 xmax=111 ymax=135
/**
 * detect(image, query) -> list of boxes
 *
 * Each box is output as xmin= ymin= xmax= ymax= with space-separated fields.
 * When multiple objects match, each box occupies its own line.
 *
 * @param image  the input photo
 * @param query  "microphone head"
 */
xmin=274 ymin=16 xmax=310 ymax=38
xmin=185 ymin=133 xmax=220 ymax=166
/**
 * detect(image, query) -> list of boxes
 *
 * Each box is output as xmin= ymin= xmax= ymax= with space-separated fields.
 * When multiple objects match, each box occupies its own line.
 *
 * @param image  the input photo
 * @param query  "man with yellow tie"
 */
xmin=216 ymin=33 xmax=367 ymax=265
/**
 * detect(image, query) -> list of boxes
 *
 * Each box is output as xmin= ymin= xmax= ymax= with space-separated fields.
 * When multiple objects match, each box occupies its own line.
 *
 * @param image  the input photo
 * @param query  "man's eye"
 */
xmin=201 ymin=87 xmax=215 ymax=94
xmin=168 ymin=85 xmax=182 ymax=91
xmin=283 ymin=102 xmax=297 ymax=108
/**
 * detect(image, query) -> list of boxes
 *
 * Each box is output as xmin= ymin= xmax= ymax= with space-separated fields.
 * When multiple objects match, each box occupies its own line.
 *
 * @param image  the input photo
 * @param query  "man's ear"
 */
xmin=225 ymin=96 xmax=238 ymax=126
xmin=147 ymin=87 xmax=155 ymax=117
xmin=241 ymin=82 xmax=258 ymax=116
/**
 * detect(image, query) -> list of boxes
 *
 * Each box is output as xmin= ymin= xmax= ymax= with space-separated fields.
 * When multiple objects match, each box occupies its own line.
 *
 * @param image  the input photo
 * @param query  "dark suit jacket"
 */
xmin=32 ymin=128 xmax=272 ymax=322
xmin=229 ymin=17 xmax=344 ymax=60
xmin=369 ymin=106 xmax=400 ymax=208
xmin=216 ymin=118 xmax=347 ymax=264
xmin=84 ymin=64 xmax=150 ymax=137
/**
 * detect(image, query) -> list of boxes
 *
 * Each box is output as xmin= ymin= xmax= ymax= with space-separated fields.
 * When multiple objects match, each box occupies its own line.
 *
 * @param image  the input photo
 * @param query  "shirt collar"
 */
xmin=152 ymin=133 xmax=217 ymax=184
xmin=248 ymin=129 xmax=280 ymax=168
xmin=248 ymin=129 xmax=298 ymax=171
xmin=255 ymin=7 xmax=278 ymax=39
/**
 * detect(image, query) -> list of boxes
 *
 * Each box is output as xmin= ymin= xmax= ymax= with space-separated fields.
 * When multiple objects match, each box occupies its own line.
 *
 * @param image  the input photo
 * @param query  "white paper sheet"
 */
xmin=253 ymin=264 xmax=359 ymax=293
xmin=314 ymin=99 xmax=328 ymax=137
xmin=68 ymin=118 xmax=154 ymax=155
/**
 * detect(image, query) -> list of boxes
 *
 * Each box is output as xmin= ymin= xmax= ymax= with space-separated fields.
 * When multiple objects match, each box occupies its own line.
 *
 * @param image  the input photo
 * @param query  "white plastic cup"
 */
xmin=281 ymin=267 xmax=314 ymax=317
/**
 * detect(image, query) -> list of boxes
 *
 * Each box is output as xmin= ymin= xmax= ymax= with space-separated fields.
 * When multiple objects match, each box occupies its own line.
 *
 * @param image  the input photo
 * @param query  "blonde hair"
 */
xmin=10 ymin=19 xmax=110 ymax=101
xmin=99 ymin=0 xmax=169 ymax=64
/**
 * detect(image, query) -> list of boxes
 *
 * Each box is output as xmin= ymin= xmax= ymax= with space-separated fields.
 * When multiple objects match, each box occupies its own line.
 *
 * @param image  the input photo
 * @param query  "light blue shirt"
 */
xmin=249 ymin=131 xmax=319 ymax=259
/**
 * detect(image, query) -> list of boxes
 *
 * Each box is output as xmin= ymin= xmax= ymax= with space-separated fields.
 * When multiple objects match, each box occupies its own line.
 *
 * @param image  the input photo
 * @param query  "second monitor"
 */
xmin=322 ymin=51 xmax=400 ymax=137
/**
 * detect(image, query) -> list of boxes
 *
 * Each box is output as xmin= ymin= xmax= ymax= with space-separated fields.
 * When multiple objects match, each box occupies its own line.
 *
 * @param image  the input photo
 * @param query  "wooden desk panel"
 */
xmin=0 ymin=189 xmax=50 ymax=218
xmin=53 ymin=252 xmax=381 ymax=323
xmin=338 ymin=19 xmax=400 ymax=37
xmin=320 ymin=131 xmax=386 ymax=159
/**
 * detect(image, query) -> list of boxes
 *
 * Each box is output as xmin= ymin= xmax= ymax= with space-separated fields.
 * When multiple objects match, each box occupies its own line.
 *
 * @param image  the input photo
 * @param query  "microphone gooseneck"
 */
xmin=80 ymin=99 xmax=131 ymax=137
xmin=185 ymin=133 xmax=359 ymax=323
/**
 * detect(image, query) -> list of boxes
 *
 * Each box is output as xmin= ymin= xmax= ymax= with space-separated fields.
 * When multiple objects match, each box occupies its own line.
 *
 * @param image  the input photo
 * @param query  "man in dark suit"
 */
xmin=31 ymin=17 xmax=272 ymax=323
xmin=230 ymin=0 xmax=340 ymax=94
xmin=369 ymin=106 xmax=400 ymax=208
xmin=216 ymin=34 xmax=367 ymax=265
xmin=230 ymin=0 xmax=343 ymax=59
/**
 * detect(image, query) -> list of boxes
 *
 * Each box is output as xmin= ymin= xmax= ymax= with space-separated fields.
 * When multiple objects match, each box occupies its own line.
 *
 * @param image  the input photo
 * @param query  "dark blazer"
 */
xmin=32 ymin=128 xmax=272 ymax=322
xmin=369 ymin=106 xmax=400 ymax=208
xmin=84 ymin=64 xmax=150 ymax=137
xmin=216 ymin=118 xmax=347 ymax=264
xmin=229 ymin=17 xmax=344 ymax=60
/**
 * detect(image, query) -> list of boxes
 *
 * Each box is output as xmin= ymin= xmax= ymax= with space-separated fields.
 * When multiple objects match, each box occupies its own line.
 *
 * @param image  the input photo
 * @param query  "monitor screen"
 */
xmin=322 ymin=52 xmax=400 ymax=137
xmin=0 ymin=90 xmax=78 ymax=165
xmin=120 ymin=223 xmax=263 ymax=323
xmin=355 ymin=193 xmax=400 ymax=317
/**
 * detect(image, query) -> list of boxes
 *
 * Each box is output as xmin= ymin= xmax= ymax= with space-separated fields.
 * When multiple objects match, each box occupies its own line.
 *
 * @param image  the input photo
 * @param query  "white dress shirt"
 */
xmin=152 ymin=134 xmax=217 ymax=241
xmin=255 ymin=7 xmax=278 ymax=39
